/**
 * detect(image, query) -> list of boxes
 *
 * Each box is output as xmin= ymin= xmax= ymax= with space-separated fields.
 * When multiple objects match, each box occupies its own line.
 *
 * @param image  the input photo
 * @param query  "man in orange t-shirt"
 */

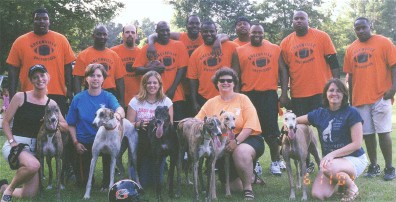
xmin=232 ymin=24 xmax=289 ymax=176
xmin=111 ymin=24 xmax=141 ymax=106
xmin=134 ymin=21 xmax=189 ymax=122
xmin=280 ymin=11 xmax=340 ymax=173
xmin=344 ymin=17 xmax=396 ymax=180
xmin=73 ymin=25 xmax=126 ymax=106
xmin=233 ymin=16 xmax=251 ymax=46
xmin=280 ymin=11 xmax=340 ymax=116
xmin=187 ymin=20 xmax=238 ymax=113
xmin=6 ymin=8 xmax=75 ymax=115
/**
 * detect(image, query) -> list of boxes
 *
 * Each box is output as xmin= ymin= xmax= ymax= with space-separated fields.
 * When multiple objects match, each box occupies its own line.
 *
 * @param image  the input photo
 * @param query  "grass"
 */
xmin=1 ymin=108 xmax=396 ymax=202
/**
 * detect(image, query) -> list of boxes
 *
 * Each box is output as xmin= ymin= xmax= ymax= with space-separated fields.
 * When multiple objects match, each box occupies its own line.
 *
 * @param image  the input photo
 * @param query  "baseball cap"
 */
xmin=28 ymin=64 xmax=48 ymax=78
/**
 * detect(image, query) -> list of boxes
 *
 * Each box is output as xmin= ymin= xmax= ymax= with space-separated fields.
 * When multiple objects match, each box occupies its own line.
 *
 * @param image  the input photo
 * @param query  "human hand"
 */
xmin=211 ymin=40 xmax=222 ymax=57
xmin=147 ymin=44 xmax=158 ymax=60
xmin=225 ymin=139 xmax=237 ymax=153
xmin=320 ymin=154 xmax=335 ymax=169
xmin=279 ymin=94 xmax=291 ymax=109
xmin=75 ymin=142 xmax=87 ymax=154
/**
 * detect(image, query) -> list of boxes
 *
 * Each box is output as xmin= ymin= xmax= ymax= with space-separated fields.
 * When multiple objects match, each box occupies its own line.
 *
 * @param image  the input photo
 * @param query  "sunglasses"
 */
xmin=218 ymin=79 xmax=233 ymax=83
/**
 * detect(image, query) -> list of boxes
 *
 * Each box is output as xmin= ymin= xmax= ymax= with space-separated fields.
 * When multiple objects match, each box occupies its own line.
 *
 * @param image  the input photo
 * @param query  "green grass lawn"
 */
xmin=1 ymin=108 xmax=396 ymax=202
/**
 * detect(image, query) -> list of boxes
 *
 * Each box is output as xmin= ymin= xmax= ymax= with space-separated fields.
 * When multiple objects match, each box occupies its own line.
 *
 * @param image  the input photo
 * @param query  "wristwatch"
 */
xmin=234 ymin=138 xmax=241 ymax=145
xmin=8 ymin=139 xmax=15 ymax=144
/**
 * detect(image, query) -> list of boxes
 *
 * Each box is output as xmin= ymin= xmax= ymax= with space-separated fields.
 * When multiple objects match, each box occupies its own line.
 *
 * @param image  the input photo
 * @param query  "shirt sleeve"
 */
xmin=177 ymin=42 xmax=189 ymax=68
xmin=6 ymin=38 xmax=22 ymax=67
xmin=62 ymin=35 xmax=76 ymax=64
xmin=66 ymin=95 xmax=79 ymax=126
xmin=114 ymin=53 xmax=126 ymax=79
xmin=343 ymin=46 xmax=352 ymax=73
xmin=240 ymin=95 xmax=262 ymax=134
xmin=307 ymin=108 xmax=321 ymax=127
xmin=73 ymin=52 xmax=87 ymax=76
xmin=187 ymin=50 xmax=199 ymax=79
xmin=322 ymin=32 xmax=337 ymax=55
xmin=133 ymin=45 xmax=148 ymax=67
xmin=107 ymin=91 xmax=121 ymax=110
xmin=347 ymin=107 xmax=363 ymax=127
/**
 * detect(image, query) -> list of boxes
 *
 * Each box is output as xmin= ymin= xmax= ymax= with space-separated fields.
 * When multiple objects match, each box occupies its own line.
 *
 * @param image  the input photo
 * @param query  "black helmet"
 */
xmin=108 ymin=179 xmax=144 ymax=202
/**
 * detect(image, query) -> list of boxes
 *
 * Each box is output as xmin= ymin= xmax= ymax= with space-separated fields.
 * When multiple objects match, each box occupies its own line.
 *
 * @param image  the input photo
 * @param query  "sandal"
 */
xmin=341 ymin=188 xmax=359 ymax=202
xmin=1 ymin=194 xmax=12 ymax=202
xmin=253 ymin=171 xmax=265 ymax=185
xmin=244 ymin=190 xmax=254 ymax=200
xmin=0 ymin=180 xmax=8 ymax=193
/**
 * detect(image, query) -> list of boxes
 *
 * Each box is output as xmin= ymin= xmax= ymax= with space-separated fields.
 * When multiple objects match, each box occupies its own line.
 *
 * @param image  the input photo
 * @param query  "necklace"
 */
xmin=146 ymin=99 xmax=158 ymax=104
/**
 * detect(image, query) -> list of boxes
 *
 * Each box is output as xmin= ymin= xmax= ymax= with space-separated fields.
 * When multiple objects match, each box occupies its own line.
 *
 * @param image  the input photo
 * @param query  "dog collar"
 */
xmin=105 ymin=125 xmax=118 ymax=130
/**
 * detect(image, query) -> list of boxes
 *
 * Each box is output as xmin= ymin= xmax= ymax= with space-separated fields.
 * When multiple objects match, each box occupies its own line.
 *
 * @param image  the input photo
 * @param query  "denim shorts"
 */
xmin=344 ymin=154 xmax=368 ymax=177
xmin=2 ymin=136 xmax=36 ymax=162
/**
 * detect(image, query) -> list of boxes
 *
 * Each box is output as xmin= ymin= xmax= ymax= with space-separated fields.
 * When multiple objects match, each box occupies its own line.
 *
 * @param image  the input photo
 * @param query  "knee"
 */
xmin=26 ymin=158 xmax=41 ymax=173
xmin=311 ymin=187 xmax=330 ymax=201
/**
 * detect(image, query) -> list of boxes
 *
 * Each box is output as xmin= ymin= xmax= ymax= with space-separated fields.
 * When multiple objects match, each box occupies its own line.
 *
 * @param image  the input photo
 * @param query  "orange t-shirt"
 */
xmin=233 ymin=38 xmax=249 ymax=46
xmin=178 ymin=32 xmax=204 ymax=95
xmin=344 ymin=35 xmax=396 ymax=106
xmin=187 ymin=41 xmax=238 ymax=99
xmin=110 ymin=44 xmax=141 ymax=104
xmin=179 ymin=32 xmax=203 ymax=56
xmin=236 ymin=41 xmax=280 ymax=92
xmin=280 ymin=28 xmax=336 ymax=98
xmin=6 ymin=31 xmax=75 ymax=96
xmin=73 ymin=47 xmax=126 ymax=89
xmin=134 ymin=40 xmax=189 ymax=102
xmin=195 ymin=93 xmax=261 ymax=135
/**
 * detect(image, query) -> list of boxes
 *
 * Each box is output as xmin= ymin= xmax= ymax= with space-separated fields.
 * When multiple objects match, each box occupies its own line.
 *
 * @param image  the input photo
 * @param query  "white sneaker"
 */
xmin=278 ymin=160 xmax=286 ymax=170
xmin=254 ymin=161 xmax=262 ymax=176
xmin=270 ymin=161 xmax=282 ymax=176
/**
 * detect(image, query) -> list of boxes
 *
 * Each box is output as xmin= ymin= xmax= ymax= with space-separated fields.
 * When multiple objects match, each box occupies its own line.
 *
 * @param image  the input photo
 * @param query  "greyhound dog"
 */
xmin=212 ymin=110 xmax=236 ymax=199
xmin=177 ymin=116 xmax=222 ymax=202
xmin=36 ymin=104 xmax=63 ymax=200
xmin=281 ymin=111 xmax=321 ymax=201
xmin=83 ymin=107 xmax=138 ymax=199
xmin=146 ymin=106 xmax=178 ymax=201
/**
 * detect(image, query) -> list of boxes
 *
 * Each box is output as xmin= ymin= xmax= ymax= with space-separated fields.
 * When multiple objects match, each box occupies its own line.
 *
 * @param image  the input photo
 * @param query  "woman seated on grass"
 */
xmin=296 ymin=78 xmax=368 ymax=201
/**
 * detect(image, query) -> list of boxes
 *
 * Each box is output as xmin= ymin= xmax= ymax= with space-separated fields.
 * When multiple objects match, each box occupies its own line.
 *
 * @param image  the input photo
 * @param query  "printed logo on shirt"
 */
xmin=292 ymin=43 xmax=316 ymax=64
xmin=247 ymin=52 xmax=273 ymax=72
xmin=31 ymin=40 xmax=57 ymax=61
xmin=351 ymin=48 xmax=375 ymax=68
xmin=322 ymin=119 xmax=334 ymax=142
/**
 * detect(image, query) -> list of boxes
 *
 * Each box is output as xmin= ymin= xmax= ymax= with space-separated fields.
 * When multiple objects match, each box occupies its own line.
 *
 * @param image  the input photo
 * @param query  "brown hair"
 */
xmin=322 ymin=78 xmax=349 ymax=108
xmin=211 ymin=67 xmax=239 ymax=91
xmin=136 ymin=71 xmax=166 ymax=102
xmin=84 ymin=63 xmax=108 ymax=79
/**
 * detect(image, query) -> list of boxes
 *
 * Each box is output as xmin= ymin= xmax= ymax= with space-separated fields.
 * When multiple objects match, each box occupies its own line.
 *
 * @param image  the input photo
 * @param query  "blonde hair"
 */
xmin=136 ymin=71 xmax=166 ymax=102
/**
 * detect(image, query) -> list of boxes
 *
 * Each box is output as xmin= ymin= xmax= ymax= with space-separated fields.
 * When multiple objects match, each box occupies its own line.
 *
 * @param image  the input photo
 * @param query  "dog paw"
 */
xmin=225 ymin=194 xmax=232 ymax=198
xmin=289 ymin=194 xmax=296 ymax=200
xmin=301 ymin=196 xmax=308 ymax=201
xmin=83 ymin=195 xmax=90 ymax=199
xmin=46 ymin=185 xmax=53 ymax=190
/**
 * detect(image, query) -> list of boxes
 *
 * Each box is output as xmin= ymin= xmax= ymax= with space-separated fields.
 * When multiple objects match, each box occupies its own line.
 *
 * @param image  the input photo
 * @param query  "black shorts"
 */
xmin=48 ymin=94 xmax=68 ymax=116
xmin=217 ymin=135 xmax=264 ymax=182
xmin=244 ymin=90 xmax=280 ymax=138
xmin=291 ymin=94 xmax=322 ymax=116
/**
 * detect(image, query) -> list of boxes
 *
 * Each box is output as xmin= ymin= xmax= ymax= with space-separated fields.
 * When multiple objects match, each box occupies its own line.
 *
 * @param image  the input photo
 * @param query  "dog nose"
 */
xmin=289 ymin=125 xmax=294 ymax=129
xmin=156 ymin=120 xmax=162 ymax=125
xmin=50 ymin=117 xmax=56 ymax=123
xmin=231 ymin=126 xmax=235 ymax=130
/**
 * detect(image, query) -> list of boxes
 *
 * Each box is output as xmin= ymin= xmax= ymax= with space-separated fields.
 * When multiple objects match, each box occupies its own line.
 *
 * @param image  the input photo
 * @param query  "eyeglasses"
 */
xmin=218 ymin=79 xmax=233 ymax=83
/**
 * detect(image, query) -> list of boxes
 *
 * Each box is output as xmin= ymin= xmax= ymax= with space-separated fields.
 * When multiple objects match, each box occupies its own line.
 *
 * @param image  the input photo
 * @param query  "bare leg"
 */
xmin=232 ymin=143 xmax=256 ymax=192
xmin=378 ymin=132 xmax=393 ymax=168
xmin=363 ymin=134 xmax=377 ymax=165
xmin=2 ymin=151 xmax=40 ymax=199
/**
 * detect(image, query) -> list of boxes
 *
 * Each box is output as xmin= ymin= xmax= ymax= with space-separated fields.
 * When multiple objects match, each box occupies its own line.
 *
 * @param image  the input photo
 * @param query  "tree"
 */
xmin=0 ymin=0 xmax=124 ymax=72
xmin=166 ymin=0 xmax=255 ymax=38
xmin=140 ymin=17 xmax=156 ymax=39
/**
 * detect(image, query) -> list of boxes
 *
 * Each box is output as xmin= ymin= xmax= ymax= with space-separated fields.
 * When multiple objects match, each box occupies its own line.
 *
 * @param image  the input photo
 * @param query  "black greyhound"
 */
xmin=146 ymin=106 xmax=179 ymax=201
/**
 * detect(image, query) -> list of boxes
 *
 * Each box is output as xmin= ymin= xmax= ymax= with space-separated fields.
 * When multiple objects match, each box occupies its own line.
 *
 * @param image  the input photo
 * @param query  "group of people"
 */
xmin=0 ymin=6 xmax=395 ymax=202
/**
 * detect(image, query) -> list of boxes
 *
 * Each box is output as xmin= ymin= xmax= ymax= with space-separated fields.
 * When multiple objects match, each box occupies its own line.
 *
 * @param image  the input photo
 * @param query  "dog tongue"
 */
xmin=288 ymin=129 xmax=295 ymax=140
xmin=50 ymin=122 xmax=57 ymax=130
xmin=156 ymin=122 xmax=164 ymax=138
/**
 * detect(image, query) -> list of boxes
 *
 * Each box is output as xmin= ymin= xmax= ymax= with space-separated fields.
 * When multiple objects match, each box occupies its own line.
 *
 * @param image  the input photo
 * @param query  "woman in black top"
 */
xmin=1 ymin=64 xmax=67 ymax=201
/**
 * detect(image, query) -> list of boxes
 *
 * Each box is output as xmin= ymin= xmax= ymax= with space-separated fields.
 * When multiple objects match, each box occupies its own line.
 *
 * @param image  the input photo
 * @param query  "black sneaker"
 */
xmin=384 ymin=167 xmax=396 ymax=181
xmin=363 ymin=164 xmax=381 ymax=177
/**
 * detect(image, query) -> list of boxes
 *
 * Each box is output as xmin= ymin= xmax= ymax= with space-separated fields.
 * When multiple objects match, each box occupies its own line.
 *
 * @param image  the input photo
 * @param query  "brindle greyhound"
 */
xmin=177 ymin=116 xmax=222 ymax=202
xmin=281 ymin=111 xmax=321 ymax=201
xmin=36 ymin=104 xmax=63 ymax=200
xmin=146 ymin=106 xmax=178 ymax=201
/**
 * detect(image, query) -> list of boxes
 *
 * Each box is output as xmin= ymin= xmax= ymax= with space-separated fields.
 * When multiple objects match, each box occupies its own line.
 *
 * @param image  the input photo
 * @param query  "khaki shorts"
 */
xmin=356 ymin=97 xmax=392 ymax=135
xmin=344 ymin=154 xmax=368 ymax=177
xmin=2 ymin=136 xmax=36 ymax=162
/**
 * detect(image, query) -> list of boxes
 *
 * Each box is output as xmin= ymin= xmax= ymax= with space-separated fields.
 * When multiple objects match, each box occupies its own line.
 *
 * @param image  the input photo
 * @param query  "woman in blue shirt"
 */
xmin=297 ymin=78 xmax=367 ymax=201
